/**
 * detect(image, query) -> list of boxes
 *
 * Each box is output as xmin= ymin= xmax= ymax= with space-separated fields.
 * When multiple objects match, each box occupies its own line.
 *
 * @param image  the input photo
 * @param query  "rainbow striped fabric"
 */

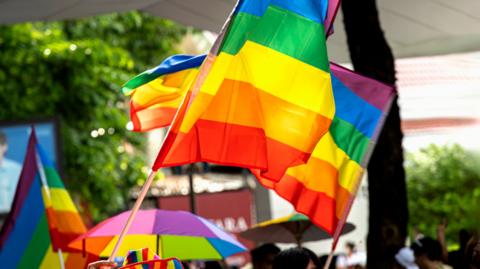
xmin=122 ymin=0 xmax=394 ymax=242
xmin=120 ymin=248 xmax=183 ymax=269
xmin=122 ymin=55 xmax=205 ymax=131
xmin=0 ymin=131 xmax=92 ymax=268
xmin=122 ymin=0 xmax=341 ymax=134
xmin=255 ymin=63 xmax=395 ymax=236
xmin=153 ymin=0 xmax=335 ymax=182
xmin=124 ymin=56 xmax=394 ymax=237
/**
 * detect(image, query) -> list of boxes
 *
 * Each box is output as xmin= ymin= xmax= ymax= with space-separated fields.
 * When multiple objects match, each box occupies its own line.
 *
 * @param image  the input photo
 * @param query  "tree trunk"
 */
xmin=341 ymin=0 xmax=409 ymax=268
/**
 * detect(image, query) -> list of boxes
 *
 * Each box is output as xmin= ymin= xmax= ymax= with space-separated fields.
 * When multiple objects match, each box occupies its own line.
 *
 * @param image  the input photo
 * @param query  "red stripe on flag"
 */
xmin=257 ymin=174 xmax=341 ymax=234
xmin=157 ymin=119 xmax=314 ymax=180
xmin=130 ymin=103 xmax=178 ymax=131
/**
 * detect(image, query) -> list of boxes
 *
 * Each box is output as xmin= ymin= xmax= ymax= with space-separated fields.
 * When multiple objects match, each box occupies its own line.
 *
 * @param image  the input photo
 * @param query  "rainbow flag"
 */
xmin=255 ymin=63 xmax=395 ymax=242
xmin=122 ymin=55 xmax=205 ymax=131
xmin=121 ymin=1 xmax=341 ymax=134
xmin=122 ymin=0 xmax=393 ymax=245
xmin=152 ymin=0 xmax=335 ymax=182
xmin=124 ymin=56 xmax=394 ymax=239
xmin=0 ymin=130 xmax=93 ymax=268
xmin=120 ymin=248 xmax=183 ymax=269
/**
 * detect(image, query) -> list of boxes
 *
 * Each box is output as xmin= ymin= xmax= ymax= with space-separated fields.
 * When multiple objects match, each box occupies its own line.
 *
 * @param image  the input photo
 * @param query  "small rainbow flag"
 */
xmin=0 ymin=129 xmax=95 ymax=268
xmin=122 ymin=55 xmax=205 ymax=131
xmin=120 ymin=248 xmax=183 ymax=269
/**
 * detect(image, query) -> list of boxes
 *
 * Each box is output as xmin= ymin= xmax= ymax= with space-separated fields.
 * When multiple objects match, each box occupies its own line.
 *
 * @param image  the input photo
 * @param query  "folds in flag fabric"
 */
xmin=0 ymin=130 xmax=94 ymax=269
xmin=255 ymin=63 xmax=395 ymax=239
xmin=124 ymin=56 xmax=395 ymax=239
xmin=153 ymin=0 xmax=336 ymax=181
xmin=122 ymin=0 xmax=393 ymax=245
xmin=122 ymin=55 xmax=205 ymax=131
xmin=122 ymin=0 xmax=341 ymax=133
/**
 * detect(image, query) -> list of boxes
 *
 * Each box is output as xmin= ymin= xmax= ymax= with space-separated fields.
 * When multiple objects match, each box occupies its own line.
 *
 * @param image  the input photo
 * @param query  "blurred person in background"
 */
xmin=447 ymin=229 xmax=471 ymax=269
xmin=250 ymin=243 xmax=280 ymax=269
xmin=272 ymin=247 xmax=321 ymax=269
xmin=394 ymin=247 xmax=419 ymax=269
xmin=466 ymin=236 xmax=480 ymax=269
xmin=0 ymin=131 xmax=22 ymax=213
xmin=336 ymin=242 xmax=366 ymax=269
xmin=204 ymin=261 xmax=223 ymax=269
xmin=412 ymin=237 xmax=452 ymax=269
xmin=319 ymin=254 xmax=337 ymax=269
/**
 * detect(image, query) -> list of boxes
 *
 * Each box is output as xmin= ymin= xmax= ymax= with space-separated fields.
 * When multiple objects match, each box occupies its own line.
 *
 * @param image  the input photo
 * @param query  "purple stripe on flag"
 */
xmin=330 ymin=62 xmax=395 ymax=111
xmin=0 ymin=131 xmax=38 ymax=247
xmin=325 ymin=0 xmax=341 ymax=37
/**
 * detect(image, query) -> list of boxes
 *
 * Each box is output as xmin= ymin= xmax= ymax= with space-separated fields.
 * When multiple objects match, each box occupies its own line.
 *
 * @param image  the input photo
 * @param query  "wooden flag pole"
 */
xmin=107 ymin=170 xmax=158 ymax=262
xmin=323 ymin=252 xmax=334 ymax=269
xmin=106 ymin=0 xmax=242 ymax=263
xmin=35 ymin=150 xmax=66 ymax=269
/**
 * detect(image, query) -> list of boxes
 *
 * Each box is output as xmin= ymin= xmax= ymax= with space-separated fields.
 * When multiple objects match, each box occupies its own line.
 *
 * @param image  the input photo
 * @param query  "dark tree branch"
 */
xmin=341 ymin=0 xmax=409 ymax=268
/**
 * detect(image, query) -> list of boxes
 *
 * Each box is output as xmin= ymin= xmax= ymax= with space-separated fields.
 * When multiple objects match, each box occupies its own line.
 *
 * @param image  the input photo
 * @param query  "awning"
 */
xmin=1 ymin=0 xmax=480 ymax=61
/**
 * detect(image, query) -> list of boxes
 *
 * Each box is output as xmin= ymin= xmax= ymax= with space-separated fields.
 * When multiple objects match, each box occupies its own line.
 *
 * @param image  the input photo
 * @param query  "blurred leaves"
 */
xmin=406 ymin=144 xmax=480 ymax=244
xmin=0 ymin=12 xmax=185 ymax=222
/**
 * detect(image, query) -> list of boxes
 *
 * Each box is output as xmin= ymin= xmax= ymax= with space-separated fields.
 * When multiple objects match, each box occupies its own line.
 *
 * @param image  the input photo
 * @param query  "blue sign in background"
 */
xmin=0 ymin=122 xmax=58 ymax=169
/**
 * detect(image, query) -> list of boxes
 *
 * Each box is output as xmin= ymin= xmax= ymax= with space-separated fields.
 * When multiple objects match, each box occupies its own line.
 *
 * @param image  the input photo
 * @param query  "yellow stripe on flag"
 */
xmin=199 ymin=41 xmax=334 ymax=117
xmin=39 ymin=245 xmax=68 ymax=269
xmin=48 ymin=188 xmax=79 ymax=212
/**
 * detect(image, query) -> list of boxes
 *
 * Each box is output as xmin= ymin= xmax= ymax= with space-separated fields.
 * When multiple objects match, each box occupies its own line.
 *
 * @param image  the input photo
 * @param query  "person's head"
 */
xmin=204 ymin=261 xmax=222 ymax=269
xmin=460 ymin=229 xmax=472 ymax=249
xmin=251 ymin=243 xmax=280 ymax=269
xmin=181 ymin=261 xmax=190 ymax=269
xmin=411 ymin=237 xmax=442 ymax=269
xmin=394 ymin=247 xmax=419 ymax=269
xmin=472 ymin=241 xmax=480 ymax=269
xmin=318 ymin=254 xmax=337 ymax=269
xmin=0 ymin=131 xmax=7 ymax=158
xmin=466 ymin=236 xmax=480 ymax=269
xmin=272 ymin=247 xmax=320 ymax=269
xmin=345 ymin=242 xmax=356 ymax=256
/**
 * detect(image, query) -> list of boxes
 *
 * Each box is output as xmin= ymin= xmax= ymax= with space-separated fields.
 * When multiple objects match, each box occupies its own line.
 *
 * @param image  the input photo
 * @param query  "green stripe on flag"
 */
xmin=122 ymin=71 xmax=161 ymax=94
xmin=17 ymin=214 xmax=51 ymax=269
xmin=330 ymin=117 xmax=370 ymax=164
xmin=220 ymin=6 xmax=329 ymax=72
xmin=44 ymin=167 xmax=65 ymax=189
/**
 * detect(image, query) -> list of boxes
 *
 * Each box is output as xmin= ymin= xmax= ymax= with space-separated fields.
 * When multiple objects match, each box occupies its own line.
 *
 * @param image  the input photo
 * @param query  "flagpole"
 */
xmin=107 ymin=0 xmax=242 ymax=263
xmin=35 ymin=150 xmax=66 ymax=269
xmin=107 ymin=170 xmax=158 ymax=262
xmin=57 ymin=249 xmax=65 ymax=269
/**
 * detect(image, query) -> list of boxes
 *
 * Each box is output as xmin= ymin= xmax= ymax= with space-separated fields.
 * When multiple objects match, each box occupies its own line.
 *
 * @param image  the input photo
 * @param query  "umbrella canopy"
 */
xmin=239 ymin=214 xmax=355 ymax=246
xmin=69 ymin=209 xmax=246 ymax=261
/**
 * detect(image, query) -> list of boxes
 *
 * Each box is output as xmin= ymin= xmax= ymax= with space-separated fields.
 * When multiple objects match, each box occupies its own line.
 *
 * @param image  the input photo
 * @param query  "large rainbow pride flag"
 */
xmin=123 ymin=55 xmax=394 ymax=242
xmin=0 ymin=130 xmax=94 ymax=268
xmin=153 ymin=0 xmax=336 ymax=182
xmin=122 ymin=0 xmax=341 ymax=133
xmin=121 ymin=0 xmax=394 ymax=246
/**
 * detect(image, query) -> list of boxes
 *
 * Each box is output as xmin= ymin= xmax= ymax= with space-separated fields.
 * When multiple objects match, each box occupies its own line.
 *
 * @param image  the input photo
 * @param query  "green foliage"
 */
xmin=61 ymin=12 xmax=186 ymax=71
xmin=406 ymin=144 xmax=480 ymax=244
xmin=0 ymin=12 xmax=185 ymax=221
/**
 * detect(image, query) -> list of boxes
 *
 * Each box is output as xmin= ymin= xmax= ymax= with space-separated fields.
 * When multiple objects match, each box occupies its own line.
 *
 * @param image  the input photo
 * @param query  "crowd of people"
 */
xmin=88 ymin=231 xmax=480 ymax=269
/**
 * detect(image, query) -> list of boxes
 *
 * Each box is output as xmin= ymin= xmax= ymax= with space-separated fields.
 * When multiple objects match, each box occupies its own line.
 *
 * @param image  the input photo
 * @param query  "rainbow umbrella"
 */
xmin=239 ymin=213 xmax=355 ymax=246
xmin=69 ymin=209 xmax=246 ymax=261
